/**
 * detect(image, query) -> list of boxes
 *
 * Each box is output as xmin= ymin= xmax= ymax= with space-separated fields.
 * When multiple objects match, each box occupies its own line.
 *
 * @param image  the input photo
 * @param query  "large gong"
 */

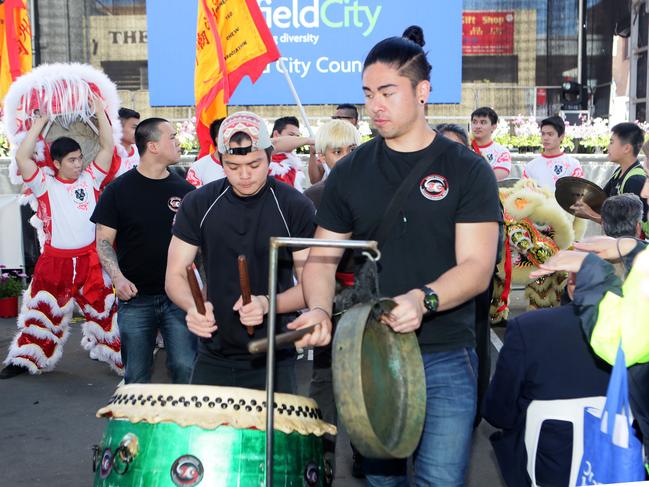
xmin=332 ymin=299 xmax=426 ymax=459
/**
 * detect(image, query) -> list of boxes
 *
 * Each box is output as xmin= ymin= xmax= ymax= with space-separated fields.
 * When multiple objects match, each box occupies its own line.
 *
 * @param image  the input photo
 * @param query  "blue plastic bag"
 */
xmin=577 ymin=345 xmax=645 ymax=485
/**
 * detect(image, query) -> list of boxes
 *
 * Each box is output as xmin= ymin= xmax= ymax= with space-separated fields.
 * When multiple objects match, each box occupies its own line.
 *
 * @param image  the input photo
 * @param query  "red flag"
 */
xmin=194 ymin=0 xmax=280 ymax=156
xmin=0 ymin=0 xmax=32 ymax=103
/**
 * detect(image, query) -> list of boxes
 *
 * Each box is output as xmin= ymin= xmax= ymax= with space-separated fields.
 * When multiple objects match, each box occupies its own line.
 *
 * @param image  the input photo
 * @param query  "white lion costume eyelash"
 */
xmin=3 ymin=63 xmax=122 ymax=187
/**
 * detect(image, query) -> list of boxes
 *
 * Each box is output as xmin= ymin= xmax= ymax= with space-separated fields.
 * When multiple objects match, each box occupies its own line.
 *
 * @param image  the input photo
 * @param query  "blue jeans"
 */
xmin=365 ymin=348 xmax=477 ymax=487
xmin=117 ymin=294 xmax=197 ymax=384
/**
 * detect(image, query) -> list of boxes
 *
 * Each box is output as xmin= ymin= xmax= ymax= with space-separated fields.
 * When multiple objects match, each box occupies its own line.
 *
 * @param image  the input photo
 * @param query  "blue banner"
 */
xmin=146 ymin=0 xmax=462 ymax=106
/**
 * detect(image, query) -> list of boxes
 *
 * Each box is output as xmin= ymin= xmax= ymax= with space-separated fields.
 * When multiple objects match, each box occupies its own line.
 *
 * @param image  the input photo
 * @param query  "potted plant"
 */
xmin=175 ymin=118 xmax=200 ymax=156
xmin=510 ymin=116 xmax=542 ymax=153
xmin=577 ymin=118 xmax=610 ymax=154
xmin=0 ymin=269 xmax=26 ymax=318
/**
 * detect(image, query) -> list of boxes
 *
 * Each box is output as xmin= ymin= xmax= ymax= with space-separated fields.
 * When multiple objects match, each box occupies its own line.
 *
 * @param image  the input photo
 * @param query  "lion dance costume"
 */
xmin=491 ymin=179 xmax=586 ymax=323
xmin=269 ymin=151 xmax=306 ymax=192
xmin=2 ymin=64 xmax=123 ymax=374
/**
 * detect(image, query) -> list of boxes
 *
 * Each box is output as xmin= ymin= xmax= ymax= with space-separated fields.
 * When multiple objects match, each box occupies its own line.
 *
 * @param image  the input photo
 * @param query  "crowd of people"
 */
xmin=2 ymin=23 xmax=649 ymax=487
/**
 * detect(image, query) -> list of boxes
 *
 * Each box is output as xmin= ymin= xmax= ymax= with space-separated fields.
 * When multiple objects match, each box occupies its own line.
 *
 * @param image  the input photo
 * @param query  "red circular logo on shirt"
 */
xmin=420 ymin=174 xmax=449 ymax=201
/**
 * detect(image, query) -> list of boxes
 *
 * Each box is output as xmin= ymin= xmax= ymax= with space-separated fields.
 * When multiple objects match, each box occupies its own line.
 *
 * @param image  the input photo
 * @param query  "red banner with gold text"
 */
xmin=0 ymin=0 xmax=32 ymax=104
xmin=194 ymin=0 xmax=280 ymax=156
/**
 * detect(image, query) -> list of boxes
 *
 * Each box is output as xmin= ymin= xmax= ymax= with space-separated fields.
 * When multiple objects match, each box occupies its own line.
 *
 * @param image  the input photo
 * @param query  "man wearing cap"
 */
xmin=165 ymin=111 xmax=316 ymax=392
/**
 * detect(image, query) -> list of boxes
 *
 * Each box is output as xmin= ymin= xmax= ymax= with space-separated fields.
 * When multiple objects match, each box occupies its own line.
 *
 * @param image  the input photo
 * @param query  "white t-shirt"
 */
xmin=474 ymin=141 xmax=512 ymax=176
xmin=115 ymin=144 xmax=140 ymax=177
xmin=523 ymin=152 xmax=584 ymax=189
xmin=186 ymin=153 xmax=226 ymax=188
xmin=25 ymin=163 xmax=107 ymax=249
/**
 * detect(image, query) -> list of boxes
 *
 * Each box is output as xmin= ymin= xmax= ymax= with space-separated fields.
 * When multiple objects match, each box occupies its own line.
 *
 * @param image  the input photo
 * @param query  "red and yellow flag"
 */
xmin=194 ymin=0 xmax=280 ymax=156
xmin=0 ymin=0 xmax=32 ymax=104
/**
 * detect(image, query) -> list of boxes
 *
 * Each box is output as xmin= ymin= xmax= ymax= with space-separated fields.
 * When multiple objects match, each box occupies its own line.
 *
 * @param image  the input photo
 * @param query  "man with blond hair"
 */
xmin=304 ymin=120 xmax=361 ymax=207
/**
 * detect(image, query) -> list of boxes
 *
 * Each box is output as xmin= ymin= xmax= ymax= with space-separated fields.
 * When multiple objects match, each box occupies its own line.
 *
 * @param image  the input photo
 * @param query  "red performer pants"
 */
xmin=3 ymin=243 xmax=123 ymax=375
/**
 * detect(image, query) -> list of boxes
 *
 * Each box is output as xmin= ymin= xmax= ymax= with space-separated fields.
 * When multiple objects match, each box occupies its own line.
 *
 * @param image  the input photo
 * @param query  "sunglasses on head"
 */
xmin=225 ymin=146 xmax=255 ymax=155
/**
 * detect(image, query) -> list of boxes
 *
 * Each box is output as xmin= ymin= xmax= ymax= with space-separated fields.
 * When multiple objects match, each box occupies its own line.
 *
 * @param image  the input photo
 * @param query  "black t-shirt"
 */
xmin=316 ymin=135 xmax=502 ymax=352
xmin=172 ymin=177 xmax=316 ymax=365
xmin=304 ymin=180 xmax=354 ymax=276
xmin=603 ymin=160 xmax=648 ymax=219
xmin=91 ymin=168 xmax=194 ymax=295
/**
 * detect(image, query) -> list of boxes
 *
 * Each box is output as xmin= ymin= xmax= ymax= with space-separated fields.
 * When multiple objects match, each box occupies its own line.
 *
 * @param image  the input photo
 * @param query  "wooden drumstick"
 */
xmin=186 ymin=265 xmax=205 ymax=315
xmin=238 ymin=255 xmax=255 ymax=336
xmin=248 ymin=324 xmax=318 ymax=354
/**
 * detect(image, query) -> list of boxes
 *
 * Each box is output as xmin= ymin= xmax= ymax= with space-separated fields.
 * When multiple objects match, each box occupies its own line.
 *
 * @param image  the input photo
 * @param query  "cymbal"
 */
xmin=555 ymin=176 xmax=607 ymax=214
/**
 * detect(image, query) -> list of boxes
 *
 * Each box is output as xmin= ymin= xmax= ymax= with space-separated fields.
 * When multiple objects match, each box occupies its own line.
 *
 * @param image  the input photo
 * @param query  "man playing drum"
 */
xmin=165 ymin=111 xmax=316 ymax=393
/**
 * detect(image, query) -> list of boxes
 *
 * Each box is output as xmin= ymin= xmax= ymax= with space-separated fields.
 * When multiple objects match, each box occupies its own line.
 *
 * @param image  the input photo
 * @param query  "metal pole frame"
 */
xmin=264 ymin=237 xmax=379 ymax=487
xmin=278 ymin=58 xmax=316 ymax=138
xmin=629 ymin=0 xmax=649 ymax=121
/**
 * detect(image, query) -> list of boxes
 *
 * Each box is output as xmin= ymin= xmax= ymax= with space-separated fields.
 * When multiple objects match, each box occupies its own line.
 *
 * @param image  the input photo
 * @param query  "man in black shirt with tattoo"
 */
xmin=91 ymin=118 xmax=197 ymax=384
xmin=165 ymin=111 xmax=315 ymax=393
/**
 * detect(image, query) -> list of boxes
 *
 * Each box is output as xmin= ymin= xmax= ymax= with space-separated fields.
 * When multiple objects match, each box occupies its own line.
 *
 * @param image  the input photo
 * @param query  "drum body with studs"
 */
xmin=93 ymin=384 xmax=336 ymax=486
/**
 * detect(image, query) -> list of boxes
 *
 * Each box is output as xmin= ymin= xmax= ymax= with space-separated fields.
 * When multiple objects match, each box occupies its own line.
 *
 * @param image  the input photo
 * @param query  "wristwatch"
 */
xmin=420 ymin=286 xmax=439 ymax=313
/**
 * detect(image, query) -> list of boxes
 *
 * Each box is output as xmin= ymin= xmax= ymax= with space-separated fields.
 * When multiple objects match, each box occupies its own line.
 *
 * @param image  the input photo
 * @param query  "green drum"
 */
xmin=93 ymin=384 xmax=336 ymax=486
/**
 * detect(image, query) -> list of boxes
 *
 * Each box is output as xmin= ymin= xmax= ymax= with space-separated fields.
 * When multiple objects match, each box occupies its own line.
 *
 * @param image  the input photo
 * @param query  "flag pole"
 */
xmin=278 ymin=58 xmax=315 ymax=138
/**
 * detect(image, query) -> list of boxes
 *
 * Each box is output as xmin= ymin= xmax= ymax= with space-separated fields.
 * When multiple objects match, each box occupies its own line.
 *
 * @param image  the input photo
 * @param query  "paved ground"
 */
xmin=0 ymin=293 xmax=525 ymax=486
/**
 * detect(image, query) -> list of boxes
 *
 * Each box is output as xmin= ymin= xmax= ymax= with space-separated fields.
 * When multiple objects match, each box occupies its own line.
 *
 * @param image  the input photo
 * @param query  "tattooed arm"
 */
xmin=96 ymin=223 xmax=138 ymax=300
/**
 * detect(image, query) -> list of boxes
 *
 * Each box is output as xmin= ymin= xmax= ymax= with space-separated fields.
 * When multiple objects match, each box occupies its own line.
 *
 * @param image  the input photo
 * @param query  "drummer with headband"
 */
xmin=165 ymin=111 xmax=316 ymax=393
xmin=571 ymin=122 xmax=648 ymax=225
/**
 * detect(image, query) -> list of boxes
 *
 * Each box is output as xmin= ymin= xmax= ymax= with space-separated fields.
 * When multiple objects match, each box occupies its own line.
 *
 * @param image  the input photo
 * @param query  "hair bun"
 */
xmin=402 ymin=25 xmax=425 ymax=47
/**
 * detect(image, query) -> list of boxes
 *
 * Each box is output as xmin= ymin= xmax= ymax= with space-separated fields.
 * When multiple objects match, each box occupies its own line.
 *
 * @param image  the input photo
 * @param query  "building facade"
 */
xmin=31 ymin=0 xmax=627 ymax=121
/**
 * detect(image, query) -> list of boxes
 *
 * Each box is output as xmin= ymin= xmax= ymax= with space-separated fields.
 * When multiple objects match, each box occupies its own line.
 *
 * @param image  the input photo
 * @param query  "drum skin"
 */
xmin=93 ymin=419 xmax=326 ymax=486
xmin=93 ymin=384 xmax=336 ymax=486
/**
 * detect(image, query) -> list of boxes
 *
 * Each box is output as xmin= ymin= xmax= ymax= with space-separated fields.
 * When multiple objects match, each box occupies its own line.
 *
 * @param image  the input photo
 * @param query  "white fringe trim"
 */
xmin=80 ymin=337 xmax=123 ymax=375
xmin=269 ymin=160 xmax=292 ymax=177
xmin=3 ymin=285 xmax=123 ymax=375
xmin=23 ymin=287 xmax=75 ymax=318
xmin=81 ymin=291 xmax=116 ymax=320
xmin=3 ymin=331 xmax=69 ymax=372
xmin=4 ymin=356 xmax=42 ymax=374
xmin=15 ymin=321 xmax=68 ymax=343
xmin=283 ymin=152 xmax=303 ymax=169
xmin=3 ymin=62 xmax=122 ymax=184
xmin=80 ymin=316 xmax=120 ymax=345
